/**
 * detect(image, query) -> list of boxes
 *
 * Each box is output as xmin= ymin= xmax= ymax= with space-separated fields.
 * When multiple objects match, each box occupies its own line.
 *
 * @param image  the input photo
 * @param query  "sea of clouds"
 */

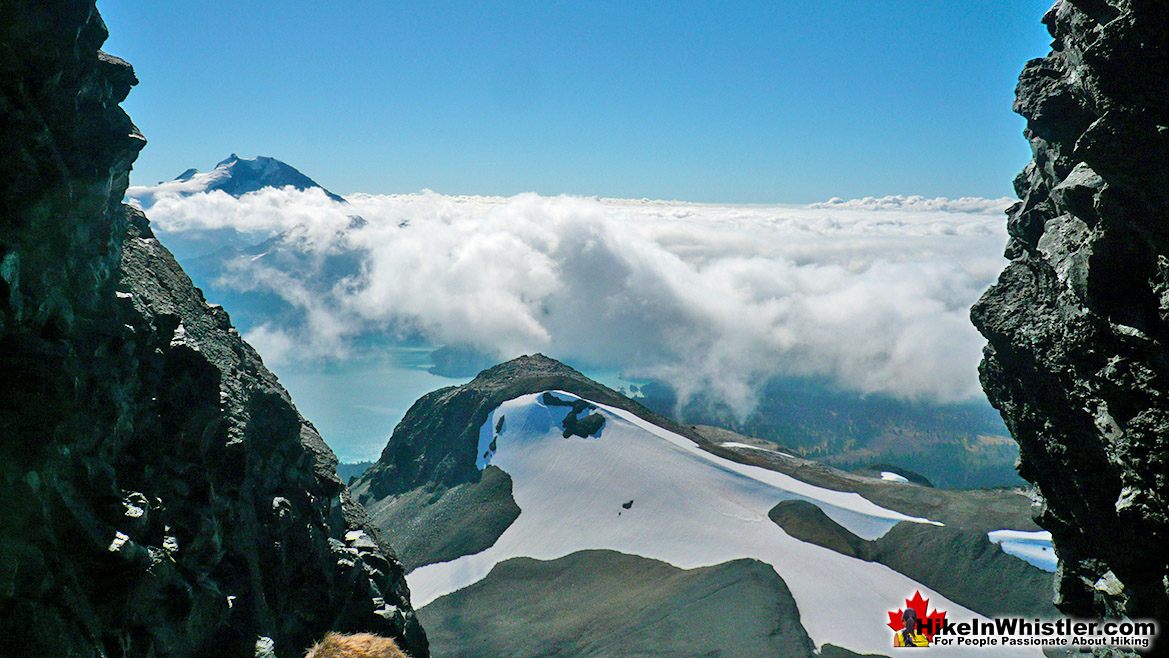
xmin=128 ymin=186 xmax=1012 ymax=413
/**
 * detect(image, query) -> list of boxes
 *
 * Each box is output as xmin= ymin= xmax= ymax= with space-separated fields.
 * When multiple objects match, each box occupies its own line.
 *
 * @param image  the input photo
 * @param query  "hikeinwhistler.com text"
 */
xmin=923 ymin=617 xmax=1158 ymax=650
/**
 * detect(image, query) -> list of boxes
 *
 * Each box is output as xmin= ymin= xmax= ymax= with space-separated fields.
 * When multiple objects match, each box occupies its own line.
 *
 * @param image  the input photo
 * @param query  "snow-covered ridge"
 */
xmin=127 ymin=164 xmax=233 ymax=202
xmin=126 ymin=154 xmax=343 ymax=209
xmin=409 ymin=391 xmax=1042 ymax=656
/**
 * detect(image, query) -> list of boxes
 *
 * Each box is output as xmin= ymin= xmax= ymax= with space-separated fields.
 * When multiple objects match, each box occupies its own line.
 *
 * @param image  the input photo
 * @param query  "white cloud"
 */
xmin=132 ymin=187 xmax=1009 ymax=410
xmin=243 ymin=323 xmax=297 ymax=364
xmin=807 ymin=194 xmax=1013 ymax=214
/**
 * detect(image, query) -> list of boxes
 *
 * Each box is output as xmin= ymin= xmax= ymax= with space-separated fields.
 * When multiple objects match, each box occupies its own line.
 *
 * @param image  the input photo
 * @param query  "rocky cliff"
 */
xmin=972 ymin=0 xmax=1169 ymax=629
xmin=0 ymin=2 xmax=426 ymax=656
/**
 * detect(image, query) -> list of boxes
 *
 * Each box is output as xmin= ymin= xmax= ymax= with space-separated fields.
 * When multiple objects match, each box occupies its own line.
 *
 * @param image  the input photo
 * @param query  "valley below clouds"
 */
xmin=129 ymin=185 xmax=1012 ymax=417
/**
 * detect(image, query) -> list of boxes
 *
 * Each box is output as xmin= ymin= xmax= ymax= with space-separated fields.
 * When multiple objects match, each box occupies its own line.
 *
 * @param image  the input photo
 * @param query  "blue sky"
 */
xmin=101 ymin=0 xmax=1054 ymax=203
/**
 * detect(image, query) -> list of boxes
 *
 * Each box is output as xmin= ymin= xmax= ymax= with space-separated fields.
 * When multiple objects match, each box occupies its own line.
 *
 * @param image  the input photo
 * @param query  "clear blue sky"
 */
xmin=101 ymin=0 xmax=1054 ymax=203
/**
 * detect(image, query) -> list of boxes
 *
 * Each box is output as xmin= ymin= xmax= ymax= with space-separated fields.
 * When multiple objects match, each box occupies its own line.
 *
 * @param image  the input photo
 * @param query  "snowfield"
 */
xmin=988 ymin=529 xmax=1057 ymax=572
xmin=409 ymin=391 xmax=1044 ymax=656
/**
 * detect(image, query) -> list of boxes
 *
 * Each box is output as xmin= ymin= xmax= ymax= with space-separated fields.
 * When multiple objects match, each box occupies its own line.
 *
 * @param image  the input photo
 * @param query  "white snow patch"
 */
xmin=410 ymin=391 xmax=1040 ymax=656
xmin=880 ymin=471 xmax=910 ymax=483
xmin=719 ymin=441 xmax=773 ymax=451
xmin=987 ymin=529 xmax=1057 ymax=572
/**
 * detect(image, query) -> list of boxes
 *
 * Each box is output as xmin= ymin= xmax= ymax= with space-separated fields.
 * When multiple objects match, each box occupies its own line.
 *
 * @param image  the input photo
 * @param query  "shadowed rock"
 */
xmin=971 ymin=0 xmax=1169 ymax=632
xmin=0 ymin=2 xmax=426 ymax=656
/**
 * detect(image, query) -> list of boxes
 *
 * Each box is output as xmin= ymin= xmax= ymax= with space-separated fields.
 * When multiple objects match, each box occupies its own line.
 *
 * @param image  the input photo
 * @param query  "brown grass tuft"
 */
xmin=304 ymin=632 xmax=408 ymax=658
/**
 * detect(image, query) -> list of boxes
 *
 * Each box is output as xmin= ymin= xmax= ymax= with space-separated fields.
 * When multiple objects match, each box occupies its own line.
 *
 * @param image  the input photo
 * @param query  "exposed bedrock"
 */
xmin=971 ymin=0 xmax=1169 ymax=629
xmin=0 ymin=2 xmax=426 ymax=656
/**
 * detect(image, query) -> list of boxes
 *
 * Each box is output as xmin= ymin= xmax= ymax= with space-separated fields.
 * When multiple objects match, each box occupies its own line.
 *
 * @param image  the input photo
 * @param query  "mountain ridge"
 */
xmin=354 ymin=353 xmax=707 ymax=502
xmin=133 ymin=153 xmax=345 ymax=204
xmin=0 ymin=3 xmax=426 ymax=656
xmin=351 ymin=354 xmax=1054 ymax=656
xmin=349 ymin=353 xmax=707 ymax=573
xmin=396 ymin=380 xmax=1053 ymax=656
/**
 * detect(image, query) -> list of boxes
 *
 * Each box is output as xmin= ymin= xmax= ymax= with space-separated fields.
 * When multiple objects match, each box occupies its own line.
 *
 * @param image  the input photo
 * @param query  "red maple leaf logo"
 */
xmin=887 ymin=590 xmax=947 ymax=641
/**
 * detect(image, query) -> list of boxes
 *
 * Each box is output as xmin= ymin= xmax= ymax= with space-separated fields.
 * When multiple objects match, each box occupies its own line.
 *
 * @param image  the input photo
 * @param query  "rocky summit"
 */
xmin=972 ymin=0 xmax=1169 ymax=630
xmin=0 ymin=2 xmax=425 ymax=657
xmin=349 ymin=354 xmax=700 ymax=572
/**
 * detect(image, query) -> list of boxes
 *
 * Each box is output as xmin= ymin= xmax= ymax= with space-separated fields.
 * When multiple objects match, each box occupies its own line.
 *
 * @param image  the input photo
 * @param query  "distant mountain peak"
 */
xmin=193 ymin=154 xmax=345 ymax=203
xmin=128 ymin=154 xmax=345 ymax=207
xmin=173 ymin=167 xmax=199 ymax=182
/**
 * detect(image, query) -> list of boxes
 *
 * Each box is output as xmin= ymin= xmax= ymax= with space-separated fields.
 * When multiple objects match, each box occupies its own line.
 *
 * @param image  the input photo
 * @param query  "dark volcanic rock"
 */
xmin=541 ymin=391 xmax=606 ymax=438
xmin=367 ymin=465 xmax=521 ymax=573
xmin=972 ymin=0 xmax=1169 ymax=631
xmin=0 ymin=2 xmax=425 ymax=656
xmin=351 ymin=354 xmax=705 ymax=570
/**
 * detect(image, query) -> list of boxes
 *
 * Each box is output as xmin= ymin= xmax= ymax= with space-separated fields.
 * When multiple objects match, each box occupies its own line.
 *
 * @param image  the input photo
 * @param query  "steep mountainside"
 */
xmin=972 ymin=0 xmax=1169 ymax=631
xmin=637 ymin=377 xmax=1020 ymax=489
xmin=350 ymin=354 xmax=705 ymax=571
xmin=355 ymin=355 xmax=1055 ymax=657
xmin=0 ymin=3 xmax=425 ymax=656
xmin=357 ymin=354 xmax=701 ymax=500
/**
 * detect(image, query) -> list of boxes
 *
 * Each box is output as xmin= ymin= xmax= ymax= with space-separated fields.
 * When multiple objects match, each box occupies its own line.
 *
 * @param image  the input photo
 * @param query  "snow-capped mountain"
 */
xmin=117 ymin=170 xmax=1022 ymax=488
xmin=352 ymin=355 xmax=1055 ymax=657
xmin=129 ymin=154 xmax=345 ymax=206
xmin=124 ymin=155 xmax=348 ymax=262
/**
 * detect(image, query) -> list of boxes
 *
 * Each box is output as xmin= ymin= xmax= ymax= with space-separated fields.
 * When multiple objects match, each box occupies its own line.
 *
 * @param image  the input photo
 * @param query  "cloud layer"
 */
xmin=130 ymin=187 xmax=1010 ymax=412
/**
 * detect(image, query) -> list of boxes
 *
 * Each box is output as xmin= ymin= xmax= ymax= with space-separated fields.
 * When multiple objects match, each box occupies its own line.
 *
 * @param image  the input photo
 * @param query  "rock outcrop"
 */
xmin=351 ymin=354 xmax=705 ymax=571
xmin=417 ymin=550 xmax=817 ymax=658
xmin=0 ymin=2 xmax=426 ymax=656
xmin=972 ymin=0 xmax=1169 ymax=629
xmin=355 ymin=354 xmax=702 ymax=502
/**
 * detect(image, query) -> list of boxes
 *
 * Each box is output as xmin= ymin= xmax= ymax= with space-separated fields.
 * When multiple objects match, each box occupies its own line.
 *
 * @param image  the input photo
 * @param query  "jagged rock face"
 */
xmin=972 ymin=0 xmax=1169 ymax=625
xmin=0 ymin=2 xmax=427 ymax=656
